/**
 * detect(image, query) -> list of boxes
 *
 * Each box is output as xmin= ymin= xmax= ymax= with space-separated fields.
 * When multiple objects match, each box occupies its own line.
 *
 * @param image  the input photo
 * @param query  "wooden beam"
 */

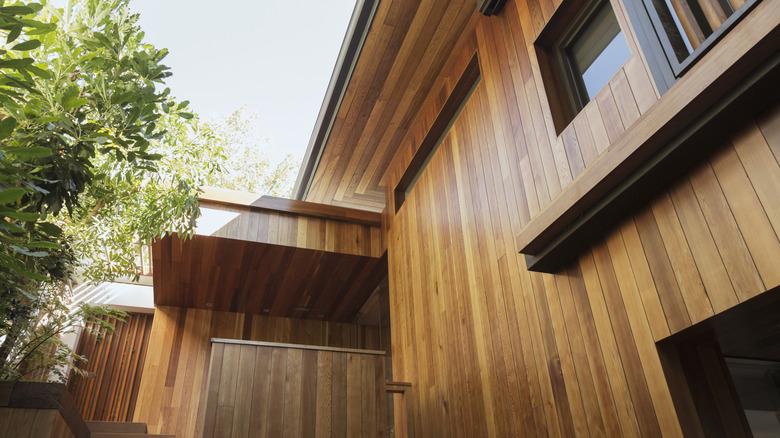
xmin=210 ymin=338 xmax=386 ymax=356
xmin=200 ymin=193 xmax=382 ymax=226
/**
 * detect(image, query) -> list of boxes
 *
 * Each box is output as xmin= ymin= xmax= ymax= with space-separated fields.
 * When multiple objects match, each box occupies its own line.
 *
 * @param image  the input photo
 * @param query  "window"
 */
xmin=626 ymin=0 xmax=760 ymax=88
xmin=568 ymin=3 xmax=632 ymax=102
xmin=536 ymin=0 xmax=631 ymax=133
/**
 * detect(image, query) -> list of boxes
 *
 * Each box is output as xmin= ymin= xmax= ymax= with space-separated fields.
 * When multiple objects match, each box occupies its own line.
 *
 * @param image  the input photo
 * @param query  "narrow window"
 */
xmin=568 ymin=2 xmax=631 ymax=102
xmin=536 ymin=0 xmax=631 ymax=133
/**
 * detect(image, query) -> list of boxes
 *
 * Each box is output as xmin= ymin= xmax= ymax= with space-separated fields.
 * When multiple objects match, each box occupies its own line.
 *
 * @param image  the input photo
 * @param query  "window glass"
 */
xmin=568 ymin=3 xmax=631 ymax=100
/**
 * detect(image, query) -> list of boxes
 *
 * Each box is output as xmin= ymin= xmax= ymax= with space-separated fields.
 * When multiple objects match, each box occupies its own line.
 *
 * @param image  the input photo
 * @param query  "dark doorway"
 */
xmin=657 ymin=286 xmax=780 ymax=437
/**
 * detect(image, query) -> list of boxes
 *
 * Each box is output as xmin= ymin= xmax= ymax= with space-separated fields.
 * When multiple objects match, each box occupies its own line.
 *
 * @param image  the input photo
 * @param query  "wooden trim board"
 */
xmin=210 ymin=338 xmax=386 ymax=356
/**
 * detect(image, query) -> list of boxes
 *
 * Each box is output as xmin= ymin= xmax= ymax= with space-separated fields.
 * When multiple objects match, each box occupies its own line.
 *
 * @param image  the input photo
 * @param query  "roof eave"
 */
xmin=292 ymin=0 xmax=380 ymax=200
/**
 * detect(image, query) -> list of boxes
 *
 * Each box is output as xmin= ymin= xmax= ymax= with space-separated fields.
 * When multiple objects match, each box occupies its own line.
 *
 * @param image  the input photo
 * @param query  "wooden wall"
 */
xmin=200 ymin=340 xmax=386 ymax=438
xmin=1 ymin=382 xmax=89 ymax=438
xmin=0 ymin=408 xmax=73 ymax=438
xmin=383 ymin=0 xmax=780 ymax=436
xmin=67 ymin=313 xmax=153 ymax=423
xmin=304 ymin=0 xmax=475 ymax=211
xmin=134 ymin=306 xmax=386 ymax=436
xmin=202 ymin=201 xmax=383 ymax=258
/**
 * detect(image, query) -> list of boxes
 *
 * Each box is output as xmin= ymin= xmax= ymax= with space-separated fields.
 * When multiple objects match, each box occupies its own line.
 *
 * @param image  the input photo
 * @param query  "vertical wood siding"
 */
xmin=200 ymin=342 xmax=386 ymax=438
xmin=67 ymin=313 xmax=153 ymax=422
xmin=133 ymin=306 xmax=386 ymax=436
xmin=383 ymin=0 xmax=780 ymax=436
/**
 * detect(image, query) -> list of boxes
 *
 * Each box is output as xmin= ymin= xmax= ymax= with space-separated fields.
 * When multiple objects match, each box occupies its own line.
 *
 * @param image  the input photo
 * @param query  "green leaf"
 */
xmin=11 ymin=39 xmax=40 ymax=51
xmin=0 ymin=116 xmax=16 ymax=139
xmin=10 ymin=245 xmax=48 ymax=257
xmin=5 ymin=25 xmax=21 ymax=44
xmin=25 ymin=240 xmax=60 ymax=250
xmin=0 ymin=6 xmax=35 ymax=15
xmin=60 ymin=85 xmax=85 ymax=111
xmin=25 ymin=64 xmax=50 ymax=79
xmin=0 ymin=188 xmax=25 ymax=204
xmin=7 ymin=146 xmax=52 ymax=159
xmin=0 ymin=57 xmax=33 ymax=69
xmin=0 ymin=209 xmax=38 ymax=221
xmin=179 ymin=112 xmax=193 ymax=120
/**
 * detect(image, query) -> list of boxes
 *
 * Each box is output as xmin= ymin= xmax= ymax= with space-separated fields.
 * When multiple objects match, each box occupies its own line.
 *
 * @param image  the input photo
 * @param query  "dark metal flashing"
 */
xmin=293 ymin=0 xmax=380 ymax=201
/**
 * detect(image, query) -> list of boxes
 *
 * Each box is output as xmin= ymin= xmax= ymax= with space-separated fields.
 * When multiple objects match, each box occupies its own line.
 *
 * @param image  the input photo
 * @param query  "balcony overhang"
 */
xmin=152 ymin=189 xmax=386 ymax=322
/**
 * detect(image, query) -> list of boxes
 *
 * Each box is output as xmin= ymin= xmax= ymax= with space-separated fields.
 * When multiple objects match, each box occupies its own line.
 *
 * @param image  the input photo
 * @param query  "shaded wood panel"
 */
xmin=0 ymin=408 xmax=74 ymax=438
xmin=67 ymin=313 xmax=153 ymax=422
xmin=383 ymin=9 xmax=780 ymax=434
xmin=200 ymin=341 xmax=386 ymax=438
xmin=0 ymin=382 xmax=90 ymax=438
xmin=134 ymin=306 xmax=385 ymax=437
xmin=153 ymin=235 xmax=387 ymax=322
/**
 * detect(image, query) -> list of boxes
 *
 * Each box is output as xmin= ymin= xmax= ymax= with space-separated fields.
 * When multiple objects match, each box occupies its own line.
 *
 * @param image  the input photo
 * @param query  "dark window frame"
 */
xmin=535 ymin=0 xmax=630 ymax=134
xmin=624 ymin=0 xmax=761 ymax=93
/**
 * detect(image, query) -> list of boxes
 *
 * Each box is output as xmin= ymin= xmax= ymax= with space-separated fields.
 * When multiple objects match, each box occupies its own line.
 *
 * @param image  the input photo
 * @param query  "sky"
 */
xmin=128 ymin=0 xmax=356 ymax=165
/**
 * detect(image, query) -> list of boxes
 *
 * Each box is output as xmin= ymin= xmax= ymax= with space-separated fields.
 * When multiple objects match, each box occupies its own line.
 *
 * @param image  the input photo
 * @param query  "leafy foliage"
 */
xmin=208 ymin=109 xmax=298 ymax=198
xmin=0 ymin=0 xmax=299 ymax=382
xmin=0 ymin=0 xmax=204 ymax=380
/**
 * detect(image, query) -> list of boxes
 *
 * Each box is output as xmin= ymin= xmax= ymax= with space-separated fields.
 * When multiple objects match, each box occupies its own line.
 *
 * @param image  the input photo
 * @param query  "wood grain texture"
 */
xmin=153 ymin=235 xmax=387 ymax=321
xmin=515 ymin=0 xmax=779 ymax=255
xmin=67 ymin=313 xmax=153 ymax=423
xmin=0 ymin=382 xmax=89 ymax=438
xmin=0 ymin=408 xmax=74 ymax=438
xmin=380 ymin=1 xmax=780 ymax=435
xmin=199 ymin=200 xmax=383 ymax=258
xmin=134 ymin=306 xmax=385 ymax=436
xmin=303 ymin=0 xmax=477 ymax=211
xmin=200 ymin=341 xmax=386 ymax=438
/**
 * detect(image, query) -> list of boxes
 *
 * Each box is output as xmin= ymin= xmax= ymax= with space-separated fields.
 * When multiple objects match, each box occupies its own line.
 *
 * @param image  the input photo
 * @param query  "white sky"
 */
xmin=129 ymin=0 xmax=356 ymax=165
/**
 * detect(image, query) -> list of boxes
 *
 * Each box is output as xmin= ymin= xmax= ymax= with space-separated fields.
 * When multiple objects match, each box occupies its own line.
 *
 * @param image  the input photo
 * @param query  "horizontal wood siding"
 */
xmin=133 ymin=306 xmax=385 ymax=436
xmin=200 ymin=342 xmax=386 ymax=438
xmin=67 ymin=313 xmax=153 ymax=423
xmin=383 ymin=1 xmax=780 ymax=436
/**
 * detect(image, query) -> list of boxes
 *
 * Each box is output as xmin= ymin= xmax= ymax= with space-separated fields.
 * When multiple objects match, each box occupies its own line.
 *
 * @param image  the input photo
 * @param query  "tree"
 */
xmin=0 ymin=0 xmax=207 ymax=380
xmin=207 ymin=109 xmax=298 ymax=198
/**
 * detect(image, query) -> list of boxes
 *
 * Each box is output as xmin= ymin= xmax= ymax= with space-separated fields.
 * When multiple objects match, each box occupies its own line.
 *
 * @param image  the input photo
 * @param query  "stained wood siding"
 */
xmin=200 ymin=341 xmax=386 ymax=438
xmin=67 ymin=313 xmax=153 ymax=423
xmin=382 ymin=1 xmax=780 ymax=436
xmin=134 ymin=306 xmax=385 ymax=436
xmin=304 ymin=0 xmax=476 ymax=211
xmin=153 ymin=235 xmax=387 ymax=321
xmin=202 ymin=201 xmax=383 ymax=258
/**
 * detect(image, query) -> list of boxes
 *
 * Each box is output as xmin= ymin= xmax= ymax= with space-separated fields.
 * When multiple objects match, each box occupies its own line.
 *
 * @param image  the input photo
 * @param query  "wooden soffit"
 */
xmin=297 ymin=0 xmax=477 ymax=212
xmin=152 ymin=190 xmax=386 ymax=321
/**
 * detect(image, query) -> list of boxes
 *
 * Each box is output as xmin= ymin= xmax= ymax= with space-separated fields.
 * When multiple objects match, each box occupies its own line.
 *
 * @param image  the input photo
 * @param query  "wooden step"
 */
xmin=86 ymin=421 xmax=147 ymax=433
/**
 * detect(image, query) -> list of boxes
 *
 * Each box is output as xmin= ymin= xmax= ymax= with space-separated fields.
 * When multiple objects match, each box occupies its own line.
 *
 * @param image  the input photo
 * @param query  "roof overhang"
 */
xmin=152 ymin=188 xmax=386 ymax=322
xmin=293 ymin=0 xmax=380 ymax=200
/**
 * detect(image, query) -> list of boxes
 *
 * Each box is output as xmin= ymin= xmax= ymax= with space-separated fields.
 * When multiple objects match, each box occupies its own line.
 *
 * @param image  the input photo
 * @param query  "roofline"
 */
xmin=292 ymin=0 xmax=380 ymax=201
